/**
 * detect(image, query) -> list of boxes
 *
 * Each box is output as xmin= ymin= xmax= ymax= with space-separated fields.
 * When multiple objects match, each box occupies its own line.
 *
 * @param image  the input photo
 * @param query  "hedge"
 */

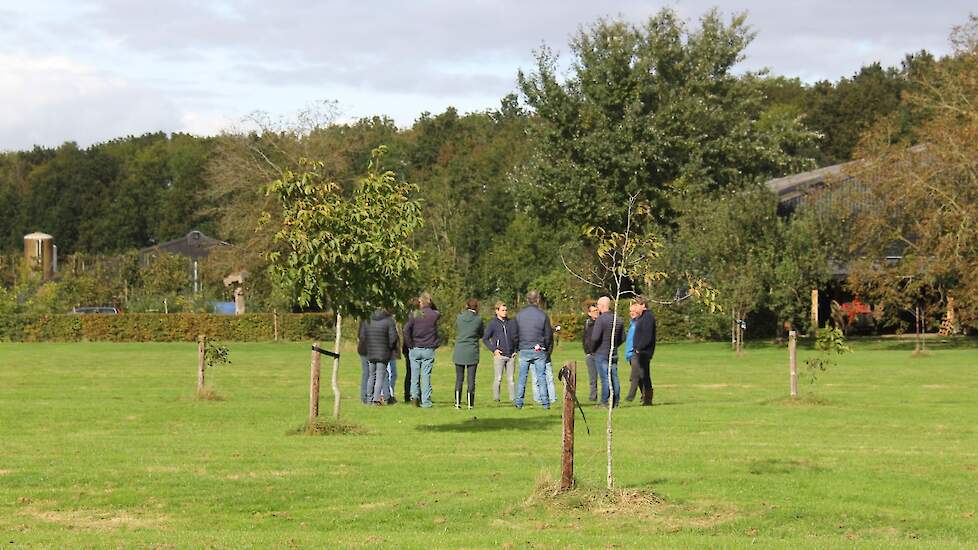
xmin=0 ymin=313 xmax=336 ymax=342
xmin=0 ymin=307 xmax=720 ymax=344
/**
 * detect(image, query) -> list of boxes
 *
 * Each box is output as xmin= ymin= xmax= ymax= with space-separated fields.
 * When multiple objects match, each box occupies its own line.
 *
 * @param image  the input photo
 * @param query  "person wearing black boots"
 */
xmin=453 ymin=298 xmax=484 ymax=409
xmin=630 ymin=296 xmax=657 ymax=406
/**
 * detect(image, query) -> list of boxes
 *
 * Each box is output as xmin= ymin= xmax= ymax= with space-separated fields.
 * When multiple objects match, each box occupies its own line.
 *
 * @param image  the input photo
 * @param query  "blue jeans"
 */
xmin=409 ymin=348 xmax=435 ymax=407
xmin=595 ymin=354 xmax=620 ymax=407
xmin=387 ymin=359 xmax=397 ymax=400
xmin=359 ymin=355 xmax=370 ymax=403
xmin=368 ymin=361 xmax=388 ymax=402
xmin=515 ymin=350 xmax=549 ymax=409
xmin=530 ymin=361 xmax=558 ymax=404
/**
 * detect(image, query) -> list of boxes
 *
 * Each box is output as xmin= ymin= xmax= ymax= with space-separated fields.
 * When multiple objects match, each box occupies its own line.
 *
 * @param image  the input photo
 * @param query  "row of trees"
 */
xmin=1 ymin=9 xmax=975 ymax=336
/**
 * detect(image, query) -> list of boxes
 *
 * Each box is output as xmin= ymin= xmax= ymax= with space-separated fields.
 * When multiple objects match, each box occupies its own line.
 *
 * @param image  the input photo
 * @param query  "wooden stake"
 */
xmin=197 ymin=335 xmax=206 ymax=393
xmin=273 ymin=309 xmax=279 ymax=341
xmin=560 ymin=361 xmax=577 ymax=491
xmin=789 ymin=330 xmax=798 ymax=398
xmin=309 ymin=341 xmax=321 ymax=424
xmin=331 ymin=314 xmax=343 ymax=420
xmin=811 ymin=289 xmax=819 ymax=338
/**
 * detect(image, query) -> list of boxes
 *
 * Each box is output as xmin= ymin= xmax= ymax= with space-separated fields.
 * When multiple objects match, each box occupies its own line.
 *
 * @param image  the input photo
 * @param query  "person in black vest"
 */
xmin=582 ymin=301 xmax=600 ymax=402
xmin=630 ymin=296 xmax=657 ymax=406
xmin=483 ymin=301 xmax=519 ymax=402
xmin=360 ymin=308 xmax=399 ymax=405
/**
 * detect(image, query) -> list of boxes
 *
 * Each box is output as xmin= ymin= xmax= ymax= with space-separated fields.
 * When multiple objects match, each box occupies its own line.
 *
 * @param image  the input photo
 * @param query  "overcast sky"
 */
xmin=1 ymin=1 xmax=973 ymax=150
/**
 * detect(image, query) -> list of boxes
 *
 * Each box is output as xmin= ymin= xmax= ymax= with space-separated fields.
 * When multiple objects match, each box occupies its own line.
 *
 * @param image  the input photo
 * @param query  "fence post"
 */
xmin=789 ymin=330 xmax=798 ymax=399
xmin=273 ymin=310 xmax=279 ymax=341
xmin=309 ymin=341 xmax=321 ymax=425
xmin=197 ymin=335 xmax=206 ymax=393
xmin=811 ymin=289 xmax=819 ymax=338
xmin=560 ymin=361 xmax=577 ymax=491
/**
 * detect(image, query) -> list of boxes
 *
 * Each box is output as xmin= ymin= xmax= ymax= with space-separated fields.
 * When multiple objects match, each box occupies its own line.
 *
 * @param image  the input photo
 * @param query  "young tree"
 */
xmin=262 ymin=146 xmax=423 ymax=420
xmin=569 ymin=195 xmax=719 ymax=489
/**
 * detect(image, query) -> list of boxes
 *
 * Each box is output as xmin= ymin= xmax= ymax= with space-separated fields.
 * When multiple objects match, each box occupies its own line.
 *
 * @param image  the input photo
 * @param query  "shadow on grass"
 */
xmin=748 ymin=458 xmax=825 ymax=475
xmin=417 ymin=415 xmax=560 ymax=433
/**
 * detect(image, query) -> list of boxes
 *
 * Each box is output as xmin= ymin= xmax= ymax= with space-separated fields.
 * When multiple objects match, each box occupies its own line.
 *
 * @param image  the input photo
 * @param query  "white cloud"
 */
xmin=0 ymin=53 xmax=182 ymax=150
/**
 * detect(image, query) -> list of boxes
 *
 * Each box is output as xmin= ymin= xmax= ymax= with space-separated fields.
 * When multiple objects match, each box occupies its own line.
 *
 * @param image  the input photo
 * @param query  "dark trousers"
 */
xmin=585 ymin=353 xmax=598 ymax=401
xmin=627 ymin=353 xmax=653 ymax=402
xmin=403 ymin=354 xmax=414 ymax=402
xmin=455 ymin=364 xmax=477 ymax=405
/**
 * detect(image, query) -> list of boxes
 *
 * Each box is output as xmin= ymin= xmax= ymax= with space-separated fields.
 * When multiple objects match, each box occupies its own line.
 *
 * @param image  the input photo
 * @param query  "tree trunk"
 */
xmin=560 ymin=361 xmax=576 ymax=491
xmin=309 ymin=341 xmax=321 ymax=424
xmin=731 ymin=309 xmax=736 ymax=351
xmin=197 ymin=335 xmax=206 ymax=393
xmin=789 ymin=330 xmax=798 ymax=399
xmin=331 ymin=314 xmax=343 ymax=420
xmin=606 ymin=300 xmax=619 ymax=490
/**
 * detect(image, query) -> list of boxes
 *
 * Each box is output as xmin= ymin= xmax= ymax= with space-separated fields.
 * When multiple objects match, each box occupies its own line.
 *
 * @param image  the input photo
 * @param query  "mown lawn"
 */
xmin=1 ymin=338 xmax=976 ymax=548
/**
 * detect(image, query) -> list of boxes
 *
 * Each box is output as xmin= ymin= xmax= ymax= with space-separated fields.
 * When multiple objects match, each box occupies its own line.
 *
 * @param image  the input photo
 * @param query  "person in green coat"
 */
xmin=453 ymin=298 xmax=484 ymax=409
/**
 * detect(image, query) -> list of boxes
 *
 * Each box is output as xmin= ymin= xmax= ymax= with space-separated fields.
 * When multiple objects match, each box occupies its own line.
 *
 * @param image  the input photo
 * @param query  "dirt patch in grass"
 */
xmin=521 ymin=471 xmax=740 ymax=531
xmin=0 ymin=469 xmax=11 ymax=476
xmin=761 ymin=394 xmax=832 ymax=407
xmin=195 ymin=387 xmax=224 ymax=401
xmin=289 ymin=417 xmax=365 ymax=436
xmin=19 ymin=507 xmax=166 ymax=531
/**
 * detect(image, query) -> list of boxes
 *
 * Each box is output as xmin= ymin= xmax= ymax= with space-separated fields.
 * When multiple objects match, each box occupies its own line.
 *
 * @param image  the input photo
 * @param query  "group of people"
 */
xmin=356 ymin=290 xmax=657 ymax=410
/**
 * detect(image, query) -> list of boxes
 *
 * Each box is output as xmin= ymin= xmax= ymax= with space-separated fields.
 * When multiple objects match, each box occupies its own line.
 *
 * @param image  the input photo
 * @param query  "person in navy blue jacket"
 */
xmin=483 ymin=301 xmax=519 ymax=402
xmin=629 ymin=296 xmax=657 ymax=405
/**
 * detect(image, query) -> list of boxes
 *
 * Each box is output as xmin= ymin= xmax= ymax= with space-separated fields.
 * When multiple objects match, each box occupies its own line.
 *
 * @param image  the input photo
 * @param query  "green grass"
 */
xmin=1 ymin=339 xmax=977 ymax=548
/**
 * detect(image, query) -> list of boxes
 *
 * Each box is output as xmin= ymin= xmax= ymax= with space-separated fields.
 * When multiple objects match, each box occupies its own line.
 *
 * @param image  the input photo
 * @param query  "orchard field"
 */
xmin=1 ymin=339 xmax=976 ymax=548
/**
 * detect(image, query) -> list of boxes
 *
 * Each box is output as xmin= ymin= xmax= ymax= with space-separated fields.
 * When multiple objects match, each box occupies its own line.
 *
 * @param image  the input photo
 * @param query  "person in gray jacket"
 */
xmin=483 ymin=301 xmax=519 ymax=402
xmin=513 ymin=290 xmax=554 ymax=410
xmin=452 ymin=298 xmax=484 ymax=409
xmin=360 ymin=308 xmax=399 ymax=405
xmin=590 ymin=296 xmax=625 ymax=407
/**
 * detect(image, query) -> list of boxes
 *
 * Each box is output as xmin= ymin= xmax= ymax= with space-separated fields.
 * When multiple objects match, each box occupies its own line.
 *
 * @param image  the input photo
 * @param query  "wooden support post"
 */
xmin=811 ymin=289 xmax=819 ymax=338
xmin=789 ymin=330 xmax=798 ymax=399
xmin=273 ymin=309 xmax=279 ymax=342
xmin=331 ymin=314 xmax=343 ymax=420
xmin=197 ymin=335 xmax=206 ymax=393
xmin=560 ymin=361 xmax=577 ymax=491
xmin=309 ymin=341 xmax=321 ymax=425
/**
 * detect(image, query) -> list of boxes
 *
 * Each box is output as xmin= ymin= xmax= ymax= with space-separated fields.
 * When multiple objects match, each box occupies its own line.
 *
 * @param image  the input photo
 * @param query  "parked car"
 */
xmin=70 ymin=306 xmax=120 ymax=314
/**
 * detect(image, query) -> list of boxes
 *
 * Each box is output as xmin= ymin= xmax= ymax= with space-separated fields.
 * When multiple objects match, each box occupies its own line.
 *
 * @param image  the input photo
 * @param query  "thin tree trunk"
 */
xmin=607 ymin=293 xmax=620 ymax=490
xmin=331 ymin=313 xmax=343 ymax=420
xmin=789 ymin=330 xmax=798 ymax=399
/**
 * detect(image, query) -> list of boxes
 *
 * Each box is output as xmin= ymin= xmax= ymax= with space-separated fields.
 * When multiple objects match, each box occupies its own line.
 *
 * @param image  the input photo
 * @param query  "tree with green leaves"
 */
xmin=262 ymin=146 xmax=423 ymax=420
xmin=844 ymin=16 xmax=978 ymax=335
xmin=517 ymin=8 xmax=816 ymax=233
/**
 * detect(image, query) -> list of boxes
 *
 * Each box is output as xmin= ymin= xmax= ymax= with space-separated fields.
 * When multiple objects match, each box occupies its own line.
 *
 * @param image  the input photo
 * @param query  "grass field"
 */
xmin=1 ymin=338 xmax=977 ymax=548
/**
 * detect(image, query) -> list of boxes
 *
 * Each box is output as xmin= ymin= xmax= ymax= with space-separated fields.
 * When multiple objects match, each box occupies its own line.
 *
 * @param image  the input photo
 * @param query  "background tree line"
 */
xmin=1 ymin=9 xmax=973 ymax=338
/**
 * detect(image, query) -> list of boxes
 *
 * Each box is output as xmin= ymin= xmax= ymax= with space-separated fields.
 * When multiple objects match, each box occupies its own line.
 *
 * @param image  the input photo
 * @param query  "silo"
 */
xmin=24 ymin=232 xmax=55 ymax=280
